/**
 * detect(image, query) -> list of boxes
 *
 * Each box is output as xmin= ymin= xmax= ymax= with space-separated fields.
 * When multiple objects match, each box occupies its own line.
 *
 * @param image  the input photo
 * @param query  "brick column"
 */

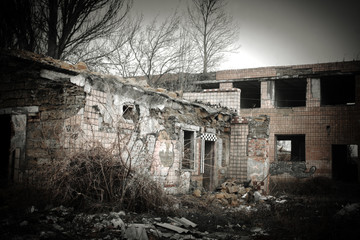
xmin=306 ymin=78 xmax=320 ymax=107
xmin=260 ymin=81 xmax=275 ymax=108
xmin=228 ymin=117 xmax=248 ymax=181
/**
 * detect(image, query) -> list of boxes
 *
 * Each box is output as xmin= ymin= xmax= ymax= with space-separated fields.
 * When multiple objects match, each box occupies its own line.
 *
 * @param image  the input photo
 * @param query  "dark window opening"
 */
xmin=332 ymin=144 xmax=358 ymax=182
xmin=203 ymin=141 xmax=215 ymax=191
xmin=321 ymin=75 xmax=355 ymax=106
xmin=200 ymin=83 xmax=219 ymax=90
xmin=0 ymin=115 xmax=12 ymax=186
xmin=275 ymin=79 xmax=306 ymax=107
xmin=233 ymin=81 xmax=261 ymax=108
xmin=276 ymin=135 xmax=305 ymax=162
xmin=122 ymin=104 xmax=139 ymax=122
xmin=182 ymin=130 xmax=195 ymax=169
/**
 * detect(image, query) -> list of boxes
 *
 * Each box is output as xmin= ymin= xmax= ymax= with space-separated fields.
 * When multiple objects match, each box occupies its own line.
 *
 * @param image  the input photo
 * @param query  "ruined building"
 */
xmin=1 ymin=50 xmax=360 ymax=194
xmin=184 ymin=61 xmax=360 ymax=187
xmin=0 ymin=50 xmax=234 ymax=194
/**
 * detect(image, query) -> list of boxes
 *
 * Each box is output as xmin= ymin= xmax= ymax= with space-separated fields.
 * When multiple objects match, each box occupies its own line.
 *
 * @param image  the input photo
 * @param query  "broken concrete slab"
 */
xmin=124 ymin=224 xmax=148 ymax=240
xmin=176 ymin=217 xmax=197 ymax=228
xmin=156 ymin=223 xmax=189 ymax=233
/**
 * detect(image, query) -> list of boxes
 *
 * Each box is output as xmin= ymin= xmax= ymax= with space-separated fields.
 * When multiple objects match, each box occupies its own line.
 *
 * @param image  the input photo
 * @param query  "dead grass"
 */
xmin=269 ymin=177 xmax=337 ymax=196
xmin=31 ymin=145 xmax=172 ymax=213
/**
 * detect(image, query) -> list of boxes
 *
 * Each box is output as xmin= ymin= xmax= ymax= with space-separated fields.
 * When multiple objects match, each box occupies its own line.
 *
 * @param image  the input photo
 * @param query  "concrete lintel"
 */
xmin=176 ymin=123 xmax=200 ymax=132
xmin=40 ymin=69 xmax=73 ymax=81
xmin=193 ymin=72 xmax=355 ymax=85
xmin=0 ymin=106 xmax=39 ymax=115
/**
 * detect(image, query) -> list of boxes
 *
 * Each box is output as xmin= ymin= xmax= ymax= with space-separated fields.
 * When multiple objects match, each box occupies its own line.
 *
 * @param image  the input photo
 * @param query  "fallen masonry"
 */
xmin=1 ymin=180 xmax=360 ymax=240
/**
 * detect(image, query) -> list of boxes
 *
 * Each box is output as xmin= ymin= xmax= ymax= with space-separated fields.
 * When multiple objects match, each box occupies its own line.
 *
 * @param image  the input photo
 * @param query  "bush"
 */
xmin=34 ymin=145 xmax=171 ymax=212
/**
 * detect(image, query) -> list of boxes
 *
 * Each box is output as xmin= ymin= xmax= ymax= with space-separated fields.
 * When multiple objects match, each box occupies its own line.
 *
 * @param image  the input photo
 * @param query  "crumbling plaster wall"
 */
xmin=0 ymin=54 xmax=233 ymax=193
xmin=0 ymin=58 xmax=86 ymax=181
xmin=184 ymin=90 xmax=271 ymax=189
xmin=65 ymin=73 xmax=234 ymax=194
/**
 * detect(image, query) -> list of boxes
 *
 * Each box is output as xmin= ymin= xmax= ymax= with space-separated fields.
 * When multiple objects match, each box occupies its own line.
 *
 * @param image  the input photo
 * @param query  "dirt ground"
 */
xmin=1 ymin=178 xmax=360 ymax=239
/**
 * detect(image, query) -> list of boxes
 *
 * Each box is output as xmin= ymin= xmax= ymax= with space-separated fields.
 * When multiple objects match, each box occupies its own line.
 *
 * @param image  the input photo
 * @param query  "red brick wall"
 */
xmin=241 ymin=77 xmax=360 ymax=179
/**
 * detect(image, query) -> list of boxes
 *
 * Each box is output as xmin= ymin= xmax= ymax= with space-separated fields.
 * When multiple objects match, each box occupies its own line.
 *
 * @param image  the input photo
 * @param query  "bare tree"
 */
xmin=187 ymin=0 xmax=239 ymax=74
xmin=0 ymin=0 xmax=39 ymax=51
xmin=43 ymin=0 xmax=132 ymax=60
xmin=98 ymin=14 xmax=186 ymax=85
xmin=1 ymin=0 xmax=132 ymax=62
xmin=66 ymin=16 xmax=137 ymax=73
xmin=128 ymin=14 xmax=182 ymax=85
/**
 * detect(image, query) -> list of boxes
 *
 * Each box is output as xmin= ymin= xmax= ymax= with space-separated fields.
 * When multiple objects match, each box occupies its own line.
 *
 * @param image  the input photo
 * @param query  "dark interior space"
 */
xmin=321 ymin=75 xmax=355 ymax=106
xmin=233 ymin=80 xmax=261 ymax=108
xmin=0 ymin=115 xmax=12 ymax=187
xmin=276 ymin=135 xmax=305 ymax=161
xmin=332 ymin=144 xmax=358 ymax=182
xmin=182 ymin=130 xmax=194 ymax=169
xmin=203 ymin=141 xmax=215 ymax=191
xmin=275 ymin=78 xmax=307 ymax=107
xmin=200 ymin=83 xmax=219 ymax=90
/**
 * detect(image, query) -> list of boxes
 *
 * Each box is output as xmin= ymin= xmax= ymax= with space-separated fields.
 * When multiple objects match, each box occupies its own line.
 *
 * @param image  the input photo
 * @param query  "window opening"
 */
xmin=275 ymin=78 xmax=306 ymax=107
xmin=233 ymin=81 xmax=261 ymax=108
xmin=332 ymin=144 xmax=358 ymax=182
xmin=122 ymin=104 xmax=139 ymax=122
xmin=276 ymin=135 xmax=305 ymax=161
xmin=320 ymin=75 xmax=355 ymax=106
xmin=182 ymin=130 xmax=195 ymax=169
xmin=0 ymin=115 xmax=12 ymax=186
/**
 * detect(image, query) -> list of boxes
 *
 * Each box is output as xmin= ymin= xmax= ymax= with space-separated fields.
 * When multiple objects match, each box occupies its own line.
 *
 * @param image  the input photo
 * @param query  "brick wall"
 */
xmin=191 ymin=61 xmax=360 ymax=184
xmin=228 ymin=119 xmax=248 ymax=181
xmin=216 ymin=61 xmax=360 ymax=80
xmin=240 ymin=76 xmax=360 ymax=180
xmin=183 ymin=89 xmax=241 ymax=113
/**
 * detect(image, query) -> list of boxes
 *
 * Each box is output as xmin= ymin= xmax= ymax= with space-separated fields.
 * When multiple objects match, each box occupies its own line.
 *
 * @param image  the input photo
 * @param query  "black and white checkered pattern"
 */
xmin=201 ymin=133 xmax=217 ymax=141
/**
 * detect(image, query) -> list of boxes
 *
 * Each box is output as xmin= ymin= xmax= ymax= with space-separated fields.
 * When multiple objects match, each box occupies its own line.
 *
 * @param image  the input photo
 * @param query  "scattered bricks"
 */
xmin=207 ymin=195 xmax=216 ymax=203
xmin=74 ymin=62 xmax=88 ymax=71
xmin=228 ymin=185 xmax=240 ymax=194
xmin=220 ymin=198 xmax=229 ymax=205
xmin=193 ymin=189 xmax=201 ymax=198
xmin=156 ymin=88 xmax=166 ymax=93
xmin=231 ymin=117 xmax=239 ymax=123
xmin=231 ymin=199 xmax=239 ymax=207
xmin=223 ymin=192 xmax=232 ymax=199
xmin=216 ymin=193 xmax=225 ymax=199
xmin=167 ymin=92 xmax=177 ymax=98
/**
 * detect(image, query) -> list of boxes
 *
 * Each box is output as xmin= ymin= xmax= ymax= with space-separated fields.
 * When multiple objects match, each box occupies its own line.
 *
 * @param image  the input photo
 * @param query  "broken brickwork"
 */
xmin=0 ymin=50 xmax=234 ymax=193
xmin=183 ymin=88 xmax=241 ymax=114
xmin=185 ymin=61 xmax=360 ymax=190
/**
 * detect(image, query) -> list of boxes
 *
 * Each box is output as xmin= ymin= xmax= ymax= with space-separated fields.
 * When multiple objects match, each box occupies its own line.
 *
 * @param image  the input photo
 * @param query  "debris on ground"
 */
xmin=1 ymin=179 xmax=360 ymax=239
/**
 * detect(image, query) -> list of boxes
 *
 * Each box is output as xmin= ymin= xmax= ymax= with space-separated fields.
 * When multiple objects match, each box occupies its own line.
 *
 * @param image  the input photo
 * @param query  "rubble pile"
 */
xmin=0 ymin=204 xmax=261 ymax=240
xmin=194 ymin=180 xmax=267 ymax=208
xmin=1 ymin=190 xmax=359 ymax=239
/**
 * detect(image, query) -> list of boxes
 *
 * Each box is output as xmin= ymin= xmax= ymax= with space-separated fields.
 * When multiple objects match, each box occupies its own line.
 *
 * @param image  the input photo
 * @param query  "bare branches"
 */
xmin=187 ymin=0 xmax=240 ymax=73
xmin=128 ymin=13 xmax=182 ymax=84
xmin=50 ymin=0 xmax=133 ymax=60
xmin=1 ymin=0 xmax=133 ymax=62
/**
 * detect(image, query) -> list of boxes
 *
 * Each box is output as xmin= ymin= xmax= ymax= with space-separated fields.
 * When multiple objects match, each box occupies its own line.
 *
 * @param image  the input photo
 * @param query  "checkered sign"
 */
xmin=201 ymin=133 xmax=217 ymax=141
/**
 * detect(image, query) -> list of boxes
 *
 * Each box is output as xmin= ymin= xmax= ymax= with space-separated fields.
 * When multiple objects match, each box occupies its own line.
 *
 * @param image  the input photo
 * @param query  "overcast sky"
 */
xmin=132 ymin=0 xmax=360 ymax=70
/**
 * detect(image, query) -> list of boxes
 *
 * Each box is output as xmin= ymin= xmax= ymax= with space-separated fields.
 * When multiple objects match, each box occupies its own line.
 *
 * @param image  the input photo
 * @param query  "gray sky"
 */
xmin=133 ymin=0 xmax=360 ymax=70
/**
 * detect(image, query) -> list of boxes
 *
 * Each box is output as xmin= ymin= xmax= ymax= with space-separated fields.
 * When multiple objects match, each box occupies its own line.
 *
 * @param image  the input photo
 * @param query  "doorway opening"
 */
xmin=0 ymin=115 xmax=12 ymax=187
xmin=203 ymin=141 xmax=215 ymax=191
xmin=182 ymin=130 xmax=195 ymax=170
xmin=332 ymin=144 xmax=358 ymax=182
